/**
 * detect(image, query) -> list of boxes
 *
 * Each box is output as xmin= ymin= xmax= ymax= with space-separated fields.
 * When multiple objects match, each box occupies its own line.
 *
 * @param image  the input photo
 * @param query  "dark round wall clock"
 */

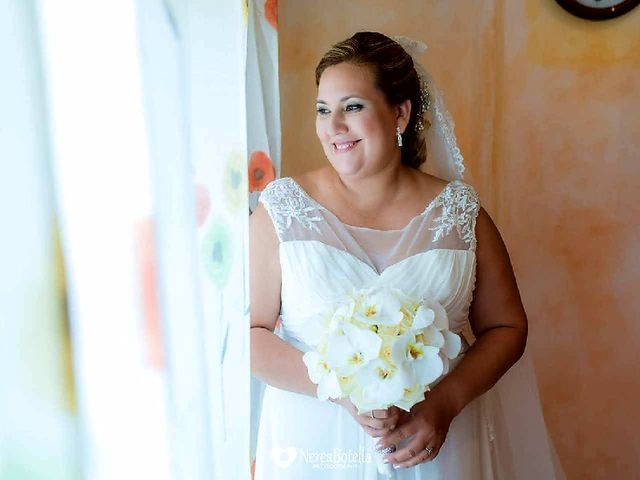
xmin=555 ymin=0 xmax=640 ymax=20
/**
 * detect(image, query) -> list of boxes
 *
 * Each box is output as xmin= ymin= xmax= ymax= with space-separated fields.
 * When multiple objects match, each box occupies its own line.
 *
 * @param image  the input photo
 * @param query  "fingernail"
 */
xmin=382 ymin=459 xmax=389 ymax=464
xmin=393 ymin=464 xmax=401 ymax=470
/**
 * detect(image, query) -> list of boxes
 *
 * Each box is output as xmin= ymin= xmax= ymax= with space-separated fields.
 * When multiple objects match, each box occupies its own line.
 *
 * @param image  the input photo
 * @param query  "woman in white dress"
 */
xmin=250 ymin=32 xmax=564 ymax=479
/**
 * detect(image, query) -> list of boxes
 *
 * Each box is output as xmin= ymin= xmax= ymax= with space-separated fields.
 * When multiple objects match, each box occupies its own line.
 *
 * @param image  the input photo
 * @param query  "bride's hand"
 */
xmin=331 ymin=397 xmax=402 ymax=438
xmin=374 ymin=394 xmax=456 ymax=469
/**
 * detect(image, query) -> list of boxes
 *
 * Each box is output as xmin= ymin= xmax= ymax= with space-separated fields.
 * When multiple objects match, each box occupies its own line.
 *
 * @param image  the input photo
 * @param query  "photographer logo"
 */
xmin=271 ymin=447 xmax=298 ymax=468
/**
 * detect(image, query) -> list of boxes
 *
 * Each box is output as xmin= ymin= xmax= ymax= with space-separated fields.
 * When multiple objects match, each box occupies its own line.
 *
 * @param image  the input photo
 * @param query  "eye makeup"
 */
xmin=315 ymin=98 xmax=366 ymax=115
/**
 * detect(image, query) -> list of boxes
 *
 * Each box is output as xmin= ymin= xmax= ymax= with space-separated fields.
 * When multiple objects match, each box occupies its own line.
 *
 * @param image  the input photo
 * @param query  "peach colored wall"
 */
xmin=279 ymin=1 xmax=640 ymax=478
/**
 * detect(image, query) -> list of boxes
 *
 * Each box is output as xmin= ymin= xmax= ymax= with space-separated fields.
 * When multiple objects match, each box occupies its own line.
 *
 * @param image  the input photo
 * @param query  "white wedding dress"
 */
xmin=253 ymin=177 xmax=565 ymax=480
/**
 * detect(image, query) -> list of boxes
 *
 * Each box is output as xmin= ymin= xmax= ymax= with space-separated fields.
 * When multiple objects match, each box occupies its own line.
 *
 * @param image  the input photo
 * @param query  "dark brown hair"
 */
xmin=315 ymin=31 xmax=426 ymax=169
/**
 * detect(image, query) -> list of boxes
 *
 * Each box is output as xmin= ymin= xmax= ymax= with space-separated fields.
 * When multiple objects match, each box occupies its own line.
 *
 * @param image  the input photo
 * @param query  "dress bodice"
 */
xmin=259 ymin=177 xmax=481 ymax=351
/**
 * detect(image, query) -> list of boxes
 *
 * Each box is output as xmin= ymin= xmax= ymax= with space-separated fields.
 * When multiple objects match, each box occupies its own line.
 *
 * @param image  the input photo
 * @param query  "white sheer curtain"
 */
xmin=36 ymin=1 xmax=170 ymax=479
xmin=136 ymin=1 xmax=250 ymax=479
xmin=135 ymin=1 xmax=212 ymax=478
xmin=0 ymin=1 xmax=79 ymax=478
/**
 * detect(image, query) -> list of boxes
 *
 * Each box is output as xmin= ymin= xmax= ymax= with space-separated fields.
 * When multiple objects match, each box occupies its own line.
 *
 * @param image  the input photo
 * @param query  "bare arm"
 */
xmin=425 ymin=206 xmax=528 ymax=416
xmin=249 ymin=203 xmax=317 ymax=397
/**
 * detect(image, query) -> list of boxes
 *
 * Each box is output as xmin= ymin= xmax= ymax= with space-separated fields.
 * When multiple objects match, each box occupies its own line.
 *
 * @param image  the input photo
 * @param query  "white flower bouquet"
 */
xmin=302 ymin=286 xmax=462 ymax=475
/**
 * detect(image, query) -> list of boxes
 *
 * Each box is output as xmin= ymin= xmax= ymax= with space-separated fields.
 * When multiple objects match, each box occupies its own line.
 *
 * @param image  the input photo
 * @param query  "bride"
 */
xmin=250 ymin=31 xmax=564 ymax=479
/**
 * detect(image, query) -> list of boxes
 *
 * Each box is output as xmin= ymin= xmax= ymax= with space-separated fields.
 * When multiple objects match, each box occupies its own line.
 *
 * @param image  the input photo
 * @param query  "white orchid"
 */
xmin=393 ymin=333 xmax=444 ymax=386
xmin=422 ymin=325 xmax=445 ymax=348
xmin=411 ymin=345 xmax=444 ymax=385
xmin=325 ymin=322 xmax=381 ymax=376
xmin=413 ymin=300 xmax=449 ymax=331
xmin=442 ymin=330 xmax=462 ymax=359
xmin=329 ymin=300 xmax=356 ymax=331
xmin=302 ymin=351 xmax=342 ymax=400
xmin=350 ymin=358 xmax=413 ymax=414
xmin=353 ymin=287 xmax=404 ymax=327
xmin=415 ymin=301 xmax=461 ymax=361
xmin=396 ymin=384 xmax=428 ymax=412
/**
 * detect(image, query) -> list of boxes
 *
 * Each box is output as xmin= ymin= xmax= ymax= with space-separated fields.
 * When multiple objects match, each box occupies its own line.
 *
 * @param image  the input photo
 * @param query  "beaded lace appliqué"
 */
xmin=259 ymin=178 xmax=323 ymax=240
xmin=429 ymin=181 xmax=480 ymax=250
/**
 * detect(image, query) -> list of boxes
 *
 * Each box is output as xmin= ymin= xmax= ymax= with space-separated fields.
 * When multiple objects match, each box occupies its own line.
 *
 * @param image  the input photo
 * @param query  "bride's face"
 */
xmin=315 ymin=62 xmax=403 ymax=178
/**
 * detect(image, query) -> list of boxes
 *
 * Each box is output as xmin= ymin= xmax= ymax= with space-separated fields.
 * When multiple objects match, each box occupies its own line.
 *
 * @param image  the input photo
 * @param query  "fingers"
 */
xmin=391 ymin=442 xmax=439 ymax=469
xmin=375 ymin=421 xmax=415 ymax=450
xmin=358 ymin=416 xmax=396 ymax=434
xmin=357 ymin=409 xmax=399 ymax=431
xmin=356 ymin=408 xmax=401 ymax=438
xmin=362 ymin=424 xmax=394 ymax=438
xmin=360 ymin=416 xmax=386 ymax=429
xmin=385 ymin=406 xmax=401 ymax=424
xmin=382 ymin=435 xmax=437 ymax=468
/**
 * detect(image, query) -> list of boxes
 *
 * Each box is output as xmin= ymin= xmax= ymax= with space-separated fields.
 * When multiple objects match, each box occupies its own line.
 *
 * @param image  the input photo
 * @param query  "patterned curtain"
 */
xmin=136 ymin=0 xmax=251 ymax=478
xmin=246 ymin=0 xmax=280 ymax=477
xmin=247 ymin=0 xmax=280 ymax=212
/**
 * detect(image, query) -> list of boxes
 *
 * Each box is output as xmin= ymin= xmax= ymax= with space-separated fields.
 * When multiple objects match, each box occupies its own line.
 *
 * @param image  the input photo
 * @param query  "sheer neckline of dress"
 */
xmin=284 ymin=239 xmax=473 ymax=277
xmin=287 ymin=177 xmax=454 ymax=233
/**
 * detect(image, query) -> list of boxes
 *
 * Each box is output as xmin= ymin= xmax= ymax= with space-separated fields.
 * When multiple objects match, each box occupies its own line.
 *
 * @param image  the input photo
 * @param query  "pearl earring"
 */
xmin=396 ymin=126 xmax=403 ymax=147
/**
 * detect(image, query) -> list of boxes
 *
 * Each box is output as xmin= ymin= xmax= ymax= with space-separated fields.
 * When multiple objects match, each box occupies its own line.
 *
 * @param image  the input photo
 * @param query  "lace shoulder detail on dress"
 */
xmin=429 ymin=180 xmax=481 ymax=251
xmin=258 ymin=177 xmax=323 ymax=241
